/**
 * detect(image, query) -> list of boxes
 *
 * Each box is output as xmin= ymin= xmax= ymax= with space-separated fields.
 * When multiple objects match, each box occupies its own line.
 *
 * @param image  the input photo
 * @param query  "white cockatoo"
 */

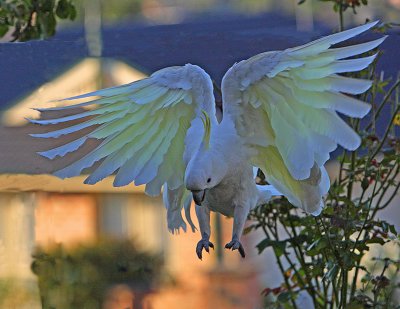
xmin=31 ymin=21 xmax=385 ymax=259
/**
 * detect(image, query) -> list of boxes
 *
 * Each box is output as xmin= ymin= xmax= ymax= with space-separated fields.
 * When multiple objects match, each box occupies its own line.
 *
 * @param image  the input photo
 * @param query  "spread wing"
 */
xmin=31 ymin=64 xmax=216 ymax=200
xmin=222 ymin=21 xmax=385 ymax=214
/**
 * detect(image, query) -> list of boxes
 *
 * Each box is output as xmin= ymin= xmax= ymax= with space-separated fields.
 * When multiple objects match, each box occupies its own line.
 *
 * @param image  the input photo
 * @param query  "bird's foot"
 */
xmin=225 ymin=239 xmax=246 ymax=258
xmin=196 ymin=238 xmax=214 ymax=260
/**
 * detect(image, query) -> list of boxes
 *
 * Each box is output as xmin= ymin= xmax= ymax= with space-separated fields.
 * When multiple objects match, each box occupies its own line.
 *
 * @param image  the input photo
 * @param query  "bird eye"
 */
xmin=207 ymin=178 xmax=211 ymax=183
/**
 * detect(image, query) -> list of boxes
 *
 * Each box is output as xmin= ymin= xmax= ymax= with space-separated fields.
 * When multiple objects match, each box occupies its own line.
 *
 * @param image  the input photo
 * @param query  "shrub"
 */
xmin=31 ymin=239 xmax=165 ymax=309
xmin=249 ymin=19 xmax=400 ymax=309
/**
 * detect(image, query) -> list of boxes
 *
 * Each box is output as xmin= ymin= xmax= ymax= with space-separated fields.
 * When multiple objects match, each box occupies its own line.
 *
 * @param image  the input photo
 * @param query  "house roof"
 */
xmin=0 ymin=12 xmax=317 ymax=112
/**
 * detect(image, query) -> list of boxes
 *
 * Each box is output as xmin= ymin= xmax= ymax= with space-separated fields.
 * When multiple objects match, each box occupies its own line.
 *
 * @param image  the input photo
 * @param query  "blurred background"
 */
xmin=0 ymin=0 xmax=399 ymax=308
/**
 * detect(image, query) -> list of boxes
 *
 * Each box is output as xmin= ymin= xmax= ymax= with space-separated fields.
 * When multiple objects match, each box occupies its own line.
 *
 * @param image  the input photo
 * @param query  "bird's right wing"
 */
xmin=31 ymin=64 xmax=216 ymax=199
xmin=222 ymin=21 xmax=384 ymax=214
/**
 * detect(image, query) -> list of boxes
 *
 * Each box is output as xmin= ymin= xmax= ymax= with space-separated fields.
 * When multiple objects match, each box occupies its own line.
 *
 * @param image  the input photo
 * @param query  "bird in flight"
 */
xmin=31 ymin=21 xmax=385 ymax=259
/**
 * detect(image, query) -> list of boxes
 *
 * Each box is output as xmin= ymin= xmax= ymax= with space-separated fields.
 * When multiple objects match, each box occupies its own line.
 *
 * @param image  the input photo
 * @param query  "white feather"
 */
xmin=322 ymin=36 xmax=387 ymax=60
xmin=32 ymin=23 xmax=384 ymax=238
xmin=221 ymin=22 xmax=382 ymax=215
xmin=38 ymin=137 xmax=87 ymax=159
xmin=287 ymin=20 xmax=379 ymax=57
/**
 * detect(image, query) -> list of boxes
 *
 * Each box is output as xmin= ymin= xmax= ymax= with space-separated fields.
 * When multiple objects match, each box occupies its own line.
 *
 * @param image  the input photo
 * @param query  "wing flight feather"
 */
xmin=33 ymin=64 xmax=216 ymax=201
xmin=222 ymin=21 xmax=384 ymax=214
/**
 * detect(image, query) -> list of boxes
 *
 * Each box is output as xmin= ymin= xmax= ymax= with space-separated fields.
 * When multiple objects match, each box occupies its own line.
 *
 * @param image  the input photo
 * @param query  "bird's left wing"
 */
xmin=31 ymin=64 xmax=216 ymax=199
xmin=222 ymin=21 xmax=385 ymax=215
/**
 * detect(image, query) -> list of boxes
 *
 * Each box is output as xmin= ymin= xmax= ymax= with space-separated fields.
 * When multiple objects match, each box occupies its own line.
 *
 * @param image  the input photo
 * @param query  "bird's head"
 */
xmin=184 ymin=110 xmax=228 ymax=205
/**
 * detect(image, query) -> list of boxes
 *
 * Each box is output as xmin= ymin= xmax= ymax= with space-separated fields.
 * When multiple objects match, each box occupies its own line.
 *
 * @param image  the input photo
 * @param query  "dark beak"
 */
xmin=192 ymin=190 xmax=205 ymax=205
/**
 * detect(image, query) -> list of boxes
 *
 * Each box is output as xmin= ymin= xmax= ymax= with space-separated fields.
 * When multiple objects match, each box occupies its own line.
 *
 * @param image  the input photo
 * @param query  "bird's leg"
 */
xmin=195 ymin=204 xmax=214 ymax=260
xmin=225 ymin=204 xmax=248 ymax=258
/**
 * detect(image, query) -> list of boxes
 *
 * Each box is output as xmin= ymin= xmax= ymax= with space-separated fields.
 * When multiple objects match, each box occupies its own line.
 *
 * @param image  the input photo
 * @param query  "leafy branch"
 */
xmin=0 ymin=0 xmax=76 ymax=42
xmin=250 ymin=21 xmax=400 ymax=309
xmin=298 ymin=0 xmax=369 ymax=31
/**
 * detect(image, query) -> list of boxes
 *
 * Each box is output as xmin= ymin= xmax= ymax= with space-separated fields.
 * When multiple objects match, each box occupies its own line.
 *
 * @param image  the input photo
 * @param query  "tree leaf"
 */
xmin=365 ymin=237 xmax=386 ymax=245
xmin=277 ymin=291 xmax=292 ymax=303
xmin=56 ymin=0 xmax=69 ymax=19
xmin=68 ymin=2 xmax=77 ymax=20
xmin=0 ymin=24 xmax=8 ymax=37
xmin=324 ymin=264 xmax=339 ymax=282
xmin=306 ymin=238 xmax=328 ymax=256
xmin=256 ymin=238 xmax=286 ymax=257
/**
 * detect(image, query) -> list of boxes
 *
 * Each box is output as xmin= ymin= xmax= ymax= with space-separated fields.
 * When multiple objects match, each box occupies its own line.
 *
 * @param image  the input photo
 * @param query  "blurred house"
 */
xmin=0 ymin=11 xmax=399 ymax=309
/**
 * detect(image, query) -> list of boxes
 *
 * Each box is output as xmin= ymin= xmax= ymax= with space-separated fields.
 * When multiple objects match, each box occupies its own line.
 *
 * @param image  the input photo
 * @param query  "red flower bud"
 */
xmin=272 ymin=287 xmax=282 ymax=295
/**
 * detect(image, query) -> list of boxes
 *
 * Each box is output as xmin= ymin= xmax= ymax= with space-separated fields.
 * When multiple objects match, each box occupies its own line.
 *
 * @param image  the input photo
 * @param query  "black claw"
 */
xmin=225 ymin=240 xmax=246 ymax=258
xmin=196 ymin=239 xmax=214 ymax=260
xmin=238 ymin=244 xmax=246 ymax=258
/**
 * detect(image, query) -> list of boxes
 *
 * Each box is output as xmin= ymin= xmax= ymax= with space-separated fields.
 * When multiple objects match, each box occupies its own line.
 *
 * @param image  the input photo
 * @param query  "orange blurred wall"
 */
xmin=35 ymin=193 xmax=98 ymax=246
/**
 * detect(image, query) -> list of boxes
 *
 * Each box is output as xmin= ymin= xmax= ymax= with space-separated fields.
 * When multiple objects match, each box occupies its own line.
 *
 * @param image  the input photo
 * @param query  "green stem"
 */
xmin=352 ymin=168 xmax=380 ymax=252
xmin=369 ymin=104 xmax=400 ymax=160
xmin=315 ymin=218 xmax=339 ymax=306
xmin=341 ymin=269 xmax=348 ymax=308
xmin=288 ymin=220 xmax=321 ymax=298
xmin=321 ymin=276 xmax=328 ymax=309
xmin=267 ymin=220 xmax=316 ymax=304
xmin=349 ymin=167 xmax=388 ymax=300
xmin=260 ymin=221 xmax=299 ymax=309
xmin=380 ymin=180 xmax=400 ymax=209
xmin=330 ymin=270 xmax=340 ymax=307
xmin=350 ymin=265 xmax=361 ymax=301
xmin=372 ymin=261 xmax=389 ymax=306
xmin=375 ymin=163 xmax=400 ymax=211
xmin=338 ymin=0 xmax=344 ymax=32
xmin=366 ymin=79 xmax=400 ymax=131
xmin=338 ymin=150 xmax=347 ymax=185
xmin=349 ymin=165 xmax=384 ymax=301
xmin=319 ymin=218 xmax=340 ymax=262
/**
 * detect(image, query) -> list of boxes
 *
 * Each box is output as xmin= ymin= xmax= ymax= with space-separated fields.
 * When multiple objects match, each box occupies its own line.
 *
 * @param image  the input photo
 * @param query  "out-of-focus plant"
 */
xmin=0 ymin=279 xmax=39 ymax=308
xmin=251 ymin=1 xmax=400 ymax=306
xmin=248 ymin=21 xmax=400 ymax=308
xmin=0 ymin=0 xmax=76 ymax=42
xmin=31 ymin=239 xmax=166 ymax=309
xmin=298 ymin=0 xmax=370 ymax=31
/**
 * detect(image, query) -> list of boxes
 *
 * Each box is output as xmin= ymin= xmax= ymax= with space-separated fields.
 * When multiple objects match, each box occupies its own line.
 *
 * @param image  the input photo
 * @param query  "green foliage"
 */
xmin=298 ymin=0 xmax=368 ymax=11
xmin=0 ymin=0 xmax=76 ymax=42
xmin=31 ymin=239 xmax=165 ymax=309
xmin=0 ymin=279 xmax=39 ymax=308
xmin=250 ymin=15 xmax=400 ymax=309
xmin=298 ymin=0 xmax=370 ymax=30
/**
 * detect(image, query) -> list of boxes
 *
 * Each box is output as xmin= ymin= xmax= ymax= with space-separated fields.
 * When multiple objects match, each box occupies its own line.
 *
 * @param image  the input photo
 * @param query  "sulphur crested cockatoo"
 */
xmin=31 ymin=21 xmax=385 ymax=259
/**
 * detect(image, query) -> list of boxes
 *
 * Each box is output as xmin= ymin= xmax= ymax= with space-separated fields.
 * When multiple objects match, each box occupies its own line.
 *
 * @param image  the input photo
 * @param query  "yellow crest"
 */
xmin=200 ymin=110 xmax=211 ymax=149
xmin=394 ymin=113 xmax=400 ymax=126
